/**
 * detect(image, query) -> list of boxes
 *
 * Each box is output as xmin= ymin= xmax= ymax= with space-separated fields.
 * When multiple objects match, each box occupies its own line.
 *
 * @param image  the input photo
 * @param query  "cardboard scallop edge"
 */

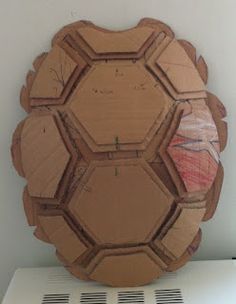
xmin=11 ymin=119 xmax=25 ymax=177
xmin=20 ymin=70 xmax=35 ymax=113
xmin=206 ymin=92 xmax=227 ymax=152
xmin=33 ymin=52 xmax=48 ymax=70
xmin=138 ymin=17 xmax=175 ymax=38
xmin=167 ymin=229 xmax=202 ymax=271
xmin=196 ymin=56 xmax=208 ymax=84
xmin=203 ymin=162 xmax=224 ymax=221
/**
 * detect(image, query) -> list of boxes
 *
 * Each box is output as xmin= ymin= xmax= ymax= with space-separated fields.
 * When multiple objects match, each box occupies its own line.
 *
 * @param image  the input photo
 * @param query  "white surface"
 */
xmin=2 ymin=260 xmax=236 ymax=304
xmin=0 ymin=0 xmax=235 ymax=301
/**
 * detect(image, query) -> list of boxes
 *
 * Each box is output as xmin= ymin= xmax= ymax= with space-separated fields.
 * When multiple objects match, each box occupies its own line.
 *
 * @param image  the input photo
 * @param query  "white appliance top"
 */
xmin=2 ymin=260 xmax=236 ymax=304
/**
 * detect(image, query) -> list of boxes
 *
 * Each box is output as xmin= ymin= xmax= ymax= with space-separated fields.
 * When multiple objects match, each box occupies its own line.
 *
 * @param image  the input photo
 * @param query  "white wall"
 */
xmin=0 ymin=0 xmax=235 ymax=300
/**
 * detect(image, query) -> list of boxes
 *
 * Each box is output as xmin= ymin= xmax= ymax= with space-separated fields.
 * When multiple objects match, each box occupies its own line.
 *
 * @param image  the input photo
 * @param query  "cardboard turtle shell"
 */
xmin=11 ymin=18 xmax=227 ymax=287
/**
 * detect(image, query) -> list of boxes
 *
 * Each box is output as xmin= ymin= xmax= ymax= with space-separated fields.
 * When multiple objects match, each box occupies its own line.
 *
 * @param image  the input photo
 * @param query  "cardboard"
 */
xmin=11 ymin=17 xmax=227 ymax=287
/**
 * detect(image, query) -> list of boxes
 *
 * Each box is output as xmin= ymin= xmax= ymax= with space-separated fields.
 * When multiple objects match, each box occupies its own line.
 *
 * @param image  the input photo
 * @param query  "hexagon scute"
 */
xmin=68 ymin=159 xmax=174 ymax=244
xmin=68 ymin=62 xmax=173 ymax=152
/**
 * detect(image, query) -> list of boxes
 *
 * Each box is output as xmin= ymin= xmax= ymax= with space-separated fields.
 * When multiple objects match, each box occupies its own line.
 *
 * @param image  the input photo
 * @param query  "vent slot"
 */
xmin=48 ymin=274 xmax=75 ymax=284
xmin=42 ymin=293 xmax=70 ymax=304
xmin=80 ymin=292 xmax=107 ymax=304
xmin=118 ymin=291 xmax=144 ymax=304
xmin=155 ymin=289 xmax=184 ymax=304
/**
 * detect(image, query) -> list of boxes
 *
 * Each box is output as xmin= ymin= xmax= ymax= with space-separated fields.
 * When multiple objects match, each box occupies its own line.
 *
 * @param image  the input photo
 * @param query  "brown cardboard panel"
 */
xmin=21 ymin=114 xmax=71 ymax=198
xmin=90 ymin=252 xmax=163 ymax=287
xmin=77 ymin=26 xmax=154 ymax=55
xmin=161 ymin=208 xmax=205 ymax=258
xmin=69 ymin=159 xmax=173 ymax=244
xmin=167 ymin=229 xmax=202 ymax=271
xmin=203 ymin=163 xmax=224 ymax=221
xmin=206 ymin=92 xmax=227 ymax=152
xmin=68 ymin=62 xmax=172 ymax=152
xmin=30 ymin=45 xmax=77 ymax=99
xmin=156 ymin=40 xmax=206 ymax=94
xmin=39 ymin=215 xmax=88 ymax=263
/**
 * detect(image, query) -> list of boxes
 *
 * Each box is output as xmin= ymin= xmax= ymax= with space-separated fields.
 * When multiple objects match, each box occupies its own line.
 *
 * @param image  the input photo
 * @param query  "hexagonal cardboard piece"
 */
xmin=68 ymin=62 xmax=172 ymax=152
xmin=69 ymin=159 xmax=173 ymax=244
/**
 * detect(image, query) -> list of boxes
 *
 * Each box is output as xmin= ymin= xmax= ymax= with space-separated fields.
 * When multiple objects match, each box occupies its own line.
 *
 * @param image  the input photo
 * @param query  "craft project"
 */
xmin=11 ymin=18 xmax=227 ymax=287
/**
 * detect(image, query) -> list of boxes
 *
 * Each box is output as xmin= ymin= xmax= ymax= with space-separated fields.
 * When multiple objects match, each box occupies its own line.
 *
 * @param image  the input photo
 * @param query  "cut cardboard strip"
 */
xmin=156 ymin=40 xmax=206 ymax=94
xmin=146 ymin=37 xmax=207 ymax=100
xmin=167 ymin=229 xmax=202 ymax=271
xmin=161 ymin=208 xmax=205 ymax=258
xmin=77 ymin=26 xmax=154 ymax=55
xmin=39 ymin=215 xmax=88 ymax=263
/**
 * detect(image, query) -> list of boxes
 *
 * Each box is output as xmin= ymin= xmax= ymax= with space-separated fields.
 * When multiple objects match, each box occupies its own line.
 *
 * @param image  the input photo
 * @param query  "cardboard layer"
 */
xmin=11 ymin=17 xmax=227 ymax=287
